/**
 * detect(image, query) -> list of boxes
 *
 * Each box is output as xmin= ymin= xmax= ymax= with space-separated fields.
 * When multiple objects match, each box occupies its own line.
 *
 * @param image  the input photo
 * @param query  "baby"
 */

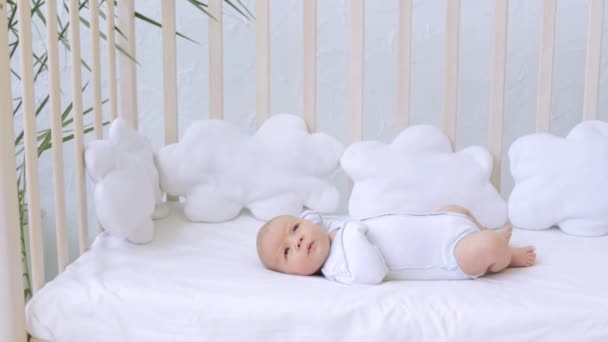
xmin=256 ymin=205 xmax=536 ymax=284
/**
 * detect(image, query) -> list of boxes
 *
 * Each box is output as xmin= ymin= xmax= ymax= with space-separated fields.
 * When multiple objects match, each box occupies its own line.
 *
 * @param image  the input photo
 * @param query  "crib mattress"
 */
xmin=26 ymin=205 xmax=608 ymax=342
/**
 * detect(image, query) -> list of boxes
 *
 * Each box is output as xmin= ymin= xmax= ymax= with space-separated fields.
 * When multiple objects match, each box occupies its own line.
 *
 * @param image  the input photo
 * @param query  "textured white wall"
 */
xmin=16 ymin=0 xmax=608 ymax=279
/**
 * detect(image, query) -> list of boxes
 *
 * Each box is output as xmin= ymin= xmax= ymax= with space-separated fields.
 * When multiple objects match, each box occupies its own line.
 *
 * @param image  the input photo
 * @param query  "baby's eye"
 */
xmin=293 ymin=223 xmax=300 ymax=232
xmin=284 ymin=247 xmax=290 ymax=257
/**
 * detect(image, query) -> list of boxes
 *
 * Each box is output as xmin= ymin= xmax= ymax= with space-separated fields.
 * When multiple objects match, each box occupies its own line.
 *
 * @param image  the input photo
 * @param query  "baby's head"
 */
xmin=256 ymin=215 xmax=330 ymax=276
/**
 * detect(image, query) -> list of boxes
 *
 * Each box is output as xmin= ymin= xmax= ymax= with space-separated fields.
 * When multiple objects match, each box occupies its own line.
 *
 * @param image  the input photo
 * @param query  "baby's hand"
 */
xmin=339 ymin=221 xmax=387 ymax=285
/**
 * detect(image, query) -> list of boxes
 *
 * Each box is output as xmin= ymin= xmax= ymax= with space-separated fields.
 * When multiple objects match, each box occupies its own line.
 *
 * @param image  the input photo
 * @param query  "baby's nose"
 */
xmin=295 ymin=236 xmax=304 ymax=250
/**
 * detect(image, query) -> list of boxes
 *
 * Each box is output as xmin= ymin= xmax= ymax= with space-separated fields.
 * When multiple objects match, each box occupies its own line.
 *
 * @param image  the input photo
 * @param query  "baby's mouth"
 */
xmin=307 ymin=241 xmax=314 ymax=255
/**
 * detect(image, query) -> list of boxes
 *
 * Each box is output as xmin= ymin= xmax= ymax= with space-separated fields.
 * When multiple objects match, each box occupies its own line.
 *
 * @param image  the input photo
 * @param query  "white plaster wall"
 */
xmin=11 ymin=0 xmax=608 ymax=279
xmin=135 ymin=0 xmax=608 ymax=192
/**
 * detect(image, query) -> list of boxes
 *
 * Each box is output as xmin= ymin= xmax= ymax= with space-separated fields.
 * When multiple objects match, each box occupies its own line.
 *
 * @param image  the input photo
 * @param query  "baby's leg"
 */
xmin=438 ymin=205 xmax=485 ymax=230
xmin=454 ymin=226 xmax=536 ymax=276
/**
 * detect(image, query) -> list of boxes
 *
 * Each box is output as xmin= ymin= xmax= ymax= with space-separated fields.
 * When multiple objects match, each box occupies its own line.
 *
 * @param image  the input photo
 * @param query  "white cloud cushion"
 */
xmin=85 ymin=119 xmax=169 ymax=244
xmin=342 ymin=125 xmax=507 ymax=229
xmin=508 ymin=120 xmax=608 ymax=236
xmin=157 ymin=113 xmax=344 ymax=222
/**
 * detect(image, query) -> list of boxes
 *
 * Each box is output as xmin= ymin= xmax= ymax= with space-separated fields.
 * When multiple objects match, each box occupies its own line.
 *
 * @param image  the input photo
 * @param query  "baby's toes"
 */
xmin=526 ymin=251 xmax=537 ymax=266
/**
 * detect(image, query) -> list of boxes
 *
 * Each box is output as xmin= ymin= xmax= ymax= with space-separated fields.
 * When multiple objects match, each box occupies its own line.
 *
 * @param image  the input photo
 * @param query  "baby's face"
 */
xmin=257 ymin=215 xmax=330 ymax=276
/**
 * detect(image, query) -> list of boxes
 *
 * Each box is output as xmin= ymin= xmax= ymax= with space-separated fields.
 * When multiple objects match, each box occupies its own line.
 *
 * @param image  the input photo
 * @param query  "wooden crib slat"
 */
xmin=118 ymin=0 xmax=138 ymax=128
xmin=303 ymin=0 xmax=317 ymax=132
xmin=0 ymin=1 xmax=27 ymax=340
xmin=17 ymin=0 xmax=45 ymax=293
xmin=209 ymin=0 xmax=224 ymax=120
xmin=443 ymin=0 xmax=460 ymax=147
xmin=536 ymin=0 xmax=556 ymax=132
xmin=583 ymin=0 xmax=605 ymax=121
xmin=256 ymin=0 xmax=270 ymax=127
xmin=47 ymin=0 xmax=69 ymax=272
xmin=90 ymin=0 xmax=103 ymax=139
xmin=69 ymin=0 xmax=89 ymax=255
xmin=90 ymin=0 xmax=104 ymax=235
xmin=107 ymin=0 xmax=118 ymax=120
xmin=397 ymin=0 xmax=412 ymax=132
xmin=162 ymin=0 xmax=178 ymax=144
xmin=350 ymin=0 xmax=364 ymax=142
xmin=488 ymin=0 xmax=509 ymax=191
xmin=159 ymin=1 xmax=179 ymax=206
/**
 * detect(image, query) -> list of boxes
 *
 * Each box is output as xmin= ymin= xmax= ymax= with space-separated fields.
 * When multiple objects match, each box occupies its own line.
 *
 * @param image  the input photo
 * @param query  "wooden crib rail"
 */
xmin=583 ymin=0 xmax=605 ymax=121
xmin=46 ymin=0 xmax=69 ymax=273
xmin=443 ymin=0 xmax=460 ymax=147
xmin=350 ymin=0 xmax=364 ymax=142
xmin=536 ymin=0 xmax=557 ymax=133
xmin=209 ymin=0 xmax=224 ymax=120
xmin=118 ymin=0 xmax=138 ymax=128
xmin=488 ymin=0 xmax=509 ymax=190
xmin=107 ymin=0 xmax=118 ymax=121
xmin=18 ymin=0 xmax=45 ymax=294
xmin=303 ymin=0 xmax=317 ymax=132
xmin=162 ymin=0 xmax=178 ymax=145
xmin=68 ymin=0 xmax=89 ymax=257
xmin=90 ymin=0 xmax=103 ymax=141
xmin=0 ymin=0 xmax=27 ymax=340
xmin=397 ymin=0 xmax=412 ymax=132
xmin=256 ymin=0 xmax=270 ymax=127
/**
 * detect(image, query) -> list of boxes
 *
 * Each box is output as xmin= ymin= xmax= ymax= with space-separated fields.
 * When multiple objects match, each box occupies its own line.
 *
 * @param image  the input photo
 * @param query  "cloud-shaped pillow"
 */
xmin=157 ymin=113 xmax=344 ymax=222
xmin=342 ymin=125 xmax=506 ymax=228
xmin=508 ymin=120 xmax=608 ymax=236
xmin=85 ymin=119 xmax=169 ymax=244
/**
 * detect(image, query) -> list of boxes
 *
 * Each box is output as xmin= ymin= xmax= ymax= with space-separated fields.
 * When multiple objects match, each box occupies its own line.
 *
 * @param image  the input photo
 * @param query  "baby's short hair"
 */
xmin=256 ymin=217 xmax=281 ymax=270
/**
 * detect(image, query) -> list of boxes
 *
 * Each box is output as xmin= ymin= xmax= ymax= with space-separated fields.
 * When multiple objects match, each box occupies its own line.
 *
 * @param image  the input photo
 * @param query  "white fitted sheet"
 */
xmin=26 ymin=205 xmax=608 ymax=342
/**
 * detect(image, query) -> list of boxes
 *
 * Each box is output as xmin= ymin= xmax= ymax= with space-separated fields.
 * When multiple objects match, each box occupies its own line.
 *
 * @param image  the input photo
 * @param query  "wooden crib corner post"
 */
xmin=0 ymin=0 xmax=27 ymax=340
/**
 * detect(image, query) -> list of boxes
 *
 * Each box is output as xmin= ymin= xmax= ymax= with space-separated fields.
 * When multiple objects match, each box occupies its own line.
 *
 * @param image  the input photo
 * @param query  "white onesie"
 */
xmin=301 ymin=211 xmax=480 ymax=285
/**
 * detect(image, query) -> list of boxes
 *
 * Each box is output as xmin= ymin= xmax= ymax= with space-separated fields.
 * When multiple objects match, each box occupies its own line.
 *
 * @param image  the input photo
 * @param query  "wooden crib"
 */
xmin=1 ymin=0 xmax=606 ymax=341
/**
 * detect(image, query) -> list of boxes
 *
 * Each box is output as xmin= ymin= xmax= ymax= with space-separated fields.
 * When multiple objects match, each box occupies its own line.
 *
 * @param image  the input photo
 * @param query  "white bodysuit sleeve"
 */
xmin=300 ymin=210 xmax=348 ymax=233
xmin=300 ymin=210 xmax=323 ymax=225
xmin=339 ymin=221 xmax=388 ymax=285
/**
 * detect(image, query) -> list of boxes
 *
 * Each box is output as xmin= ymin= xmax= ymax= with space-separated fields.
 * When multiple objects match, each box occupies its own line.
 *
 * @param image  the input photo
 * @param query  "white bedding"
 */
xmin=26 ymin=205 xmax=608 ymax=342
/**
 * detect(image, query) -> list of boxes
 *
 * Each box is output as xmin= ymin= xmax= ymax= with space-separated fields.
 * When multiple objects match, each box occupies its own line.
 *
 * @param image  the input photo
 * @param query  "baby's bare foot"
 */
xmin=509 ymin=246 xmax=536 ymax=267
xmin=498 ymin=224 xmax=513 ymax=242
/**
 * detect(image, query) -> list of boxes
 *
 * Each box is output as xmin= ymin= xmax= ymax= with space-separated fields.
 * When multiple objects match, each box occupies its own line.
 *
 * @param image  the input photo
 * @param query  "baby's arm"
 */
xmin=438 ymin=205 xmax=485 ymax=230
xmin=339 ymin=221 xmax=388 ymax=285
xmin=300 ymin=211 xmax=387 ymax=284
